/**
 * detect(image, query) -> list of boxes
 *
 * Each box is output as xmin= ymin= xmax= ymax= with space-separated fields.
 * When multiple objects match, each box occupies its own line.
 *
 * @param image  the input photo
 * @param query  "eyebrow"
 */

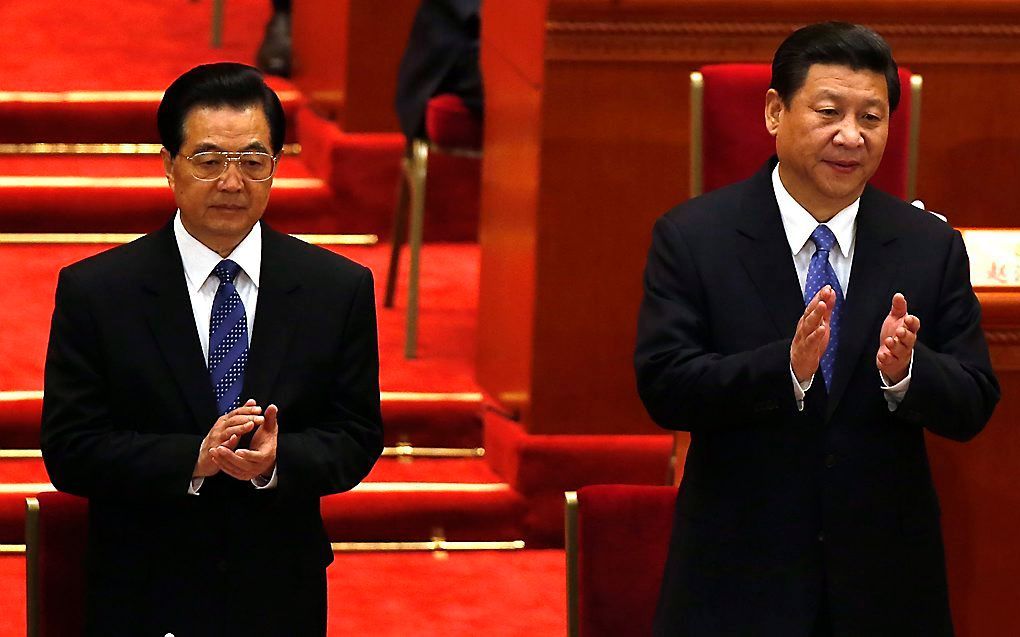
xmin=814 ymin=90 xmax=888 ymax=109
xmin=191 ymin=141 xmax=271 ymax=153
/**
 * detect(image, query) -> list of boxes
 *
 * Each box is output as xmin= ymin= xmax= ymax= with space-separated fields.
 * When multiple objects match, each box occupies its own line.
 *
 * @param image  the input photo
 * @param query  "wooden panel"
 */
xmin=475 ymin=0 xmax=548 ymax=420
xmin=292 ymin=0 xmax=418 ymax=132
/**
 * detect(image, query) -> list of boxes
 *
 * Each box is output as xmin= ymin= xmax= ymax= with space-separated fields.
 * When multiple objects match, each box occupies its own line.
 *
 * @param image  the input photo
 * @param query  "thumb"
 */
xmin=889 ymin=292 xmax=907 ymax=318
xmin=264 ymin=404 xmax=279 ymax=432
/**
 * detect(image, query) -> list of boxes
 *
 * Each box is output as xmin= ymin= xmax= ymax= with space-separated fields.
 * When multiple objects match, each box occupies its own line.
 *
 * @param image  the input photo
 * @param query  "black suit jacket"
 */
xmin=394 ymin=0 xmax=483 ymax=142
xmin=635 ymin=158 xmax=999 ymax=637
xmin=41 ymin=220 xmax=383 ymax=636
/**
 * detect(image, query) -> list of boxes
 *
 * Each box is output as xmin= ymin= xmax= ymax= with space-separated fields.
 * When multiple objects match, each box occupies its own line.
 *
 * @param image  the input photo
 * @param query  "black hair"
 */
xmin=157 ymin=62 xmax=285 ymax=157
xmin=770 ymin=22 xmax=900 ymax=113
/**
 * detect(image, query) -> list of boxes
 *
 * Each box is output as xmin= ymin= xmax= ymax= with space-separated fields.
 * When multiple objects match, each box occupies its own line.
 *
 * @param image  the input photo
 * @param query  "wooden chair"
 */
xmin=384 ymin=93 xmax=482 ymax=359
xmin=25 ymin=492 xmax=88 ymax=637
xmin=690 ymin=64 xmax=922 ymax=201
xmin=565 ymin=485 xmax=676 ymax=637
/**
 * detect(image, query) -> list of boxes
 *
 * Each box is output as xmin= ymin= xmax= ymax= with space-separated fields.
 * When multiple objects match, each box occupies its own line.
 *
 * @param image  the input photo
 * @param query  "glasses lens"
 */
xmin=190 ymin=152 xmax=227 ymax=180
xmin=188 ymin=152 xmax=275 ymax=181
xmin=240 ymin=153 xmax=274 ymax=180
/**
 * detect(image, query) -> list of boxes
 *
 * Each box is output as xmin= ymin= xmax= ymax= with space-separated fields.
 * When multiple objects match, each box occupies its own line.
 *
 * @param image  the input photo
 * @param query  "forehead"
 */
xmin=180 ymin=105 xmax=271 ymax=149
xmin=795 ymin=63 xmax=889 ymax=106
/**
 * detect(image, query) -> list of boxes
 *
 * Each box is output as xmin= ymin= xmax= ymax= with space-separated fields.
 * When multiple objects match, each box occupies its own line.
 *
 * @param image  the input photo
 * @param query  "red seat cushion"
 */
xmin=700 ymin=64 xmax=912 ymax=198
xmin=425 ymin=93 xmax=482 ymax=149
xmin=576 ymin=485 xmax=675 ymax=637
xmin=34 ymin=491 xmax=88 ymax=637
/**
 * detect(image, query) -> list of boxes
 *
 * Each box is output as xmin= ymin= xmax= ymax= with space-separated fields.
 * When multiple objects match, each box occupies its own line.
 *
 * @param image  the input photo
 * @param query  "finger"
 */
xmin=211 ymin=447 xmax=259 ymax=478
xmin=210 ymin=452 xmax=250 ymax=480
xmin=222 ymin=414 xmax=264 ymax=430
xmin=903 ymin=314 xmax=921 ymax=334
xmin=263 ymin=404 xmax=279 ymax=433
xmin=226 ymin=403 xmax=263 ymax=418
xmin=889 ymin=293 xmax=907 ymax=319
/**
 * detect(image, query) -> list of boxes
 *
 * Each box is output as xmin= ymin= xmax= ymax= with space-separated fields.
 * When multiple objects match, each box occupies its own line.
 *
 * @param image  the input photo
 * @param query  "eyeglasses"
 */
xmin=182 ymin=151 xmax=278 ymax=182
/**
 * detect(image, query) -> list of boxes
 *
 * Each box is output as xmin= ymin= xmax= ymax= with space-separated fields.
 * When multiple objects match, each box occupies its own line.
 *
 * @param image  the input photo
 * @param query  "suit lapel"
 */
xmin=140 ymin=223 xmax=219 ymax=430
xmin=737 ymin=160 xmax=805 ymax=338
xmin=241 ymin=224 xmax=302 ymax=406
xmin=825 ymin=187 xmax=902 ymax=418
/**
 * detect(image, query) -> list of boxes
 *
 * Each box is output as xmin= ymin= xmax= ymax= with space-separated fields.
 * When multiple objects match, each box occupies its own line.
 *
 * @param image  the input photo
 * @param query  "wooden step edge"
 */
xmin=0 ymin=540 xmax=527 ymax=555
xmin=0 ymin=232 xmax=377 ymax=246
xmin=0 ymin=143 xmax=302 ymax=155
xmin=0 ymin=446 xmax=485 ymax=460
xmin=0 ymin=481 xmax=511 ymax=495
xmin=0 ymin=90 xmax=302 ymax=103
xmin=0 ymin=390 xmax=482 ymax=402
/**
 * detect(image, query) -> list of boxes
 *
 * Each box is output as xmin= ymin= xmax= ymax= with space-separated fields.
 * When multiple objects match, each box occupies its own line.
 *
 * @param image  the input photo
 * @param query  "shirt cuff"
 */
xmin=791 ymin=364 xmax=814 ymax=412
xmin=879 ymin=352 xmax=914 ymax=411
xmin=188 ymin=476 xmax=204 ymax=495
xmin=252 ymin=464 xmax=278 ymax=489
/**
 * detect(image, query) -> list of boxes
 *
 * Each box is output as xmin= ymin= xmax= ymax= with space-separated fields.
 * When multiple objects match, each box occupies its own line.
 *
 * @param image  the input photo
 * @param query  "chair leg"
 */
xmin=405 ymin=139 xmax=429 ymax=359
xmin=384 ymin=157 xmax=411 ymax=309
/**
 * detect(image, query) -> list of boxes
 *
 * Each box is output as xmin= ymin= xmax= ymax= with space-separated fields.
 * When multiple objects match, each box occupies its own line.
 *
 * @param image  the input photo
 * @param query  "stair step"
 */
xmin=0 ymin=455 xmax=523 ymax=543
xmin=0 ymin=394 xmax=483 ymax=449
xmin=0 ymin=154 xmax=348 ymax=234
xmin=0 ymin=82 xmax=302 ymax=145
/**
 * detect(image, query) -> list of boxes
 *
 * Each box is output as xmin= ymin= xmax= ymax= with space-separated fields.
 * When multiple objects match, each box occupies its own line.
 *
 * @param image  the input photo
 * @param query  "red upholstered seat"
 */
xmin=26 ymin=491 xmax=88 ymax=637
xmin=698 ymin=64 xmax=914 ymax=198
xmin=566 ymin=485 xmax=675 ymax=637
xmin=425 ymin=93 xmax=483 ymax=150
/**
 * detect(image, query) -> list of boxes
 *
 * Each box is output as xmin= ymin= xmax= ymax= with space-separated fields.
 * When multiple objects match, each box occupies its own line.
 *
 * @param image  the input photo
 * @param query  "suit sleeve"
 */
xmin=634 ymin=215 xmax=797 ymax=432
xmin=275 ymin=266 xmax=384 ymax=497
xmin=892 ymin=230 xmax=999 ymax=440
xmin=41 ymin=267 xmax=203 ymax=498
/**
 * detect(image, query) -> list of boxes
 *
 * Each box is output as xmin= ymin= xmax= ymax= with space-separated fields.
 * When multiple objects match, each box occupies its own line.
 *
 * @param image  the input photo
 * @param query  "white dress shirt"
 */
xmin=772 ymin=165 xmax=911 ymax=411
xmin=173 ymin=212 xmax=277 ymax=492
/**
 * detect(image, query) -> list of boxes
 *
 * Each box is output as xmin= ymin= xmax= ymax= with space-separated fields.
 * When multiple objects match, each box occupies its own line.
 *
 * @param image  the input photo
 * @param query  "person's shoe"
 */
xmin=256 ymin=11 xmax=292 ymax=77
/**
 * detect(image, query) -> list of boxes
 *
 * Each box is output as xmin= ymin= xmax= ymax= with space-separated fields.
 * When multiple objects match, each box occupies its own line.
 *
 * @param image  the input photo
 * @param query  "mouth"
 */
xmin=823 ymin=160 xmax=861 ymax=174
xmin=209 ymin=204 xmax=246 ymax=210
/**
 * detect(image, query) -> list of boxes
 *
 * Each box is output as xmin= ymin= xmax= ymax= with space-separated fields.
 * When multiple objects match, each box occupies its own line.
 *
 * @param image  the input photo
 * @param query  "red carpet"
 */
xmin=0 ymin=551 xmax=567 ymax=637
xmin=0 ymin=242 xmax=480 ymax=393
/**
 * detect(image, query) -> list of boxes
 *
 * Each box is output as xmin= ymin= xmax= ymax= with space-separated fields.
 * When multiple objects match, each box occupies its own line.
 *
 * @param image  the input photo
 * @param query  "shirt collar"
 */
xmin=173 ymin=211 xmax=262 ymax=292
xmin=772 ymin=164 xmax=858 ymax=258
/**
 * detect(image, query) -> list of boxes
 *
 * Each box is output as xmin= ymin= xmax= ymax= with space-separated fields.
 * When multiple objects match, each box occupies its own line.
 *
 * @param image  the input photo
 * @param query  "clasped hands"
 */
xmin=791 ymin=287 xmax=919 ymax=385
xmin=193 ymin=399 xmax=278 ymax=481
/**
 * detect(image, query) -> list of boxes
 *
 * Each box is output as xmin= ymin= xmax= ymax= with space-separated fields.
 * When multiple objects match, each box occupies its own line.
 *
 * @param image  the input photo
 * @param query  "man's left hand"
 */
xmin=876 ymin=293 xmax=920 ymax=384
xmin=210 ymin=403 xmax=279 ymax=482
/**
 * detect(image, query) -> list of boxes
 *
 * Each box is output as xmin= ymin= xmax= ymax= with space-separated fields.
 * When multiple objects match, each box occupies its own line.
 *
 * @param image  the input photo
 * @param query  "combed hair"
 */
xmin=157 ymin=62 xmax=285 ymax=157
xmin=770 ymin=22 xmax=900 ymax=112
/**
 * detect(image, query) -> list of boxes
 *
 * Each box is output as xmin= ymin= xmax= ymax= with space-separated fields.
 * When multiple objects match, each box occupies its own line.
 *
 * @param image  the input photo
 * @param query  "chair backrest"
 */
xmin=25 ymin=492 xmax=88 ymax=637
xmin=565 ymin=485 xmax=676 ymax=637
xmin=691 ymin=64 xmax=921 ymax=200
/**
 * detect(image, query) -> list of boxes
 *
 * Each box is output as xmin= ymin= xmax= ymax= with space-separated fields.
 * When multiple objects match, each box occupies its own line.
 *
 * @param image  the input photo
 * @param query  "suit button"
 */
xmin=825 ymin=453 xmax=837 ymax=468
xmin=817 ymin=533 xmax=825 ymax=542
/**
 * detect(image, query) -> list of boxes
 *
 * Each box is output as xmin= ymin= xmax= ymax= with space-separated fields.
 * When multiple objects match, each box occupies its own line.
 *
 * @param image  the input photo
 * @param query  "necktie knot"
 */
xmin=213 ymin=259 xmax=242 ymax=284
xmin=810 ymin=225 xmax=837 ymax=254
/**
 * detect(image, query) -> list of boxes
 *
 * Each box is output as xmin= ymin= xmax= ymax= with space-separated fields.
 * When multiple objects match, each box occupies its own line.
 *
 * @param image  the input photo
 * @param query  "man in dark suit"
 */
xmin=41 ymin=63 xmax=383 ymax=636
xmin=394 ymin=0 xmax=483 ymax=144
xmin=635 ymin=23 xmax=999 ymax=637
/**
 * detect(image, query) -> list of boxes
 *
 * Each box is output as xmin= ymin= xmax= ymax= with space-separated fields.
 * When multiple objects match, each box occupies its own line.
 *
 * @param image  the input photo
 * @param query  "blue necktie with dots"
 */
xmin=209 ymin=259 xmax=248 ymax=415
xmin=804 ymin=225 xmax=844 ymax=387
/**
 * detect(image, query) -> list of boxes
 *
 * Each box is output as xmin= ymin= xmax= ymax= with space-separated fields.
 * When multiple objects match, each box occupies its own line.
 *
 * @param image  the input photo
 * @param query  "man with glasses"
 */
xmin=41 ymin=63 xmax=383 ymax=636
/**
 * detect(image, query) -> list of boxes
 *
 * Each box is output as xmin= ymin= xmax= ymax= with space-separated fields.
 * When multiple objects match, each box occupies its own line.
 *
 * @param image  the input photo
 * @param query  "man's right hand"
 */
xmin=193 ymin=399 xmax=263 ymax=478
xmin=791 ymin=286 xmax=836 ymax=383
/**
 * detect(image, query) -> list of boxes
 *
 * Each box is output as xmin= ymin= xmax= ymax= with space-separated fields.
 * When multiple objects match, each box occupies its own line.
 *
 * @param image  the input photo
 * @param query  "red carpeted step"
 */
xmin=0 ymin=395 xmax=482 ymax=449
xmin=0 ymin=154 xmax=343 ymax=234
xmin=0 ymin=550 xmax=567 ymax=636
xmin=0 ymin=455 xmax=522 ymax=543
xmin=0 ymin=80 xmax=302 ymax=145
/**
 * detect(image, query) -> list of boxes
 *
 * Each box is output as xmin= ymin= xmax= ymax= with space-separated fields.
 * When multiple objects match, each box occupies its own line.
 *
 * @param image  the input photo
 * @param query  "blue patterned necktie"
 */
xmin=209 ymin=259 xmax=248 ymax=415
xmin=804 ymin=225 xmax=844 ymax=387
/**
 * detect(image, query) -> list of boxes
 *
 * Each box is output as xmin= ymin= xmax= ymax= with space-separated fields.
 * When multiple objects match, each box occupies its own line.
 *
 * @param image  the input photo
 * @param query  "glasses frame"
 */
xmin=182 ymin=151 xmax=279 ymax=182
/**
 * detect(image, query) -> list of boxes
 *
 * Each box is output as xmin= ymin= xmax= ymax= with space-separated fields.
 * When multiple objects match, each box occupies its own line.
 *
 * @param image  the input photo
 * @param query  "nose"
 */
xmin=833 ymin=116 xmax=864 ymax=148
xmin=217 ymin=160 xmax=245 ymax=192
